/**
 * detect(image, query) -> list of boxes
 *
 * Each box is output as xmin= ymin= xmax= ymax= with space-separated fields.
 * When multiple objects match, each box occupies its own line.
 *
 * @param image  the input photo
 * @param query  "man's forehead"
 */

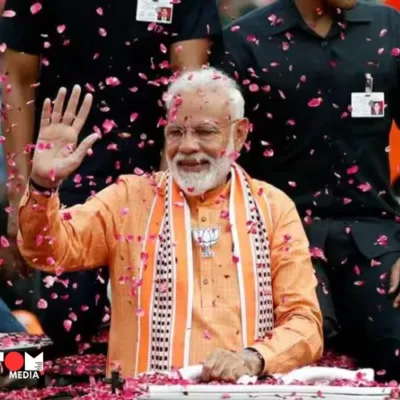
xmin=173 ymin=90 xmax=231 ymax=120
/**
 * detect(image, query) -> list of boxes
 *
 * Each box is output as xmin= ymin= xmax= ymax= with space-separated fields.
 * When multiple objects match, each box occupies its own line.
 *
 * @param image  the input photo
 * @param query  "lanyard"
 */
xmin=365 ymin=73 xmax=373 ymax=96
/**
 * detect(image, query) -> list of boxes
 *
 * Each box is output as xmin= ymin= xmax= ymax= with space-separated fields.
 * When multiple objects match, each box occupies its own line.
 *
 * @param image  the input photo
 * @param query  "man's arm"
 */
xmin=3 ymin=50 xmax=39 ymax=232
xmin=159 ymin=0 xmax=222 ymax=170
xmin=17 ymin=177 xmax=129 ymax=274
xmin=169 ymin=0 xmax=222 ymax=71
xmin=249 ymin=188 xmax=323 ymax=374
xmin=0 ymin=0 xmax=43 ymax=236
xmin=170 ymin=39 xmax=211 ymax=72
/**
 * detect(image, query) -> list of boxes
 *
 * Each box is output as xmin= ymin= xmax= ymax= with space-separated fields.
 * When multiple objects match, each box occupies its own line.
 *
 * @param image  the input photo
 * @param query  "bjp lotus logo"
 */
xmin=192 ymin=227 xmax=220 ymax=258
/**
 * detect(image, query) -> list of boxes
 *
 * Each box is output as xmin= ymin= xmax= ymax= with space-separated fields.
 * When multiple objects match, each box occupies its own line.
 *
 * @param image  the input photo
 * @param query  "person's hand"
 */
xmin=389 ymin=258 xmax=400 ymax=307
xmin=30 ymin=85 xmax=99 ymax=189
xmin=200 ymin=348 xmax=263 ymax=383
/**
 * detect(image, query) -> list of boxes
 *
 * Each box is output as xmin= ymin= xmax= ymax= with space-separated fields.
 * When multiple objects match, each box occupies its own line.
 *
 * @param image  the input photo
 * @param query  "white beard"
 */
xmin=167 ymin=136 xmax=235 ymax=196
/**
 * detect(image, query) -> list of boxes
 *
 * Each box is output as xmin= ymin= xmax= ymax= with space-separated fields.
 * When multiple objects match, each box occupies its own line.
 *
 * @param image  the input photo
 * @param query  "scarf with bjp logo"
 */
xmin=135 ymin=163 xmax=275 ymax=373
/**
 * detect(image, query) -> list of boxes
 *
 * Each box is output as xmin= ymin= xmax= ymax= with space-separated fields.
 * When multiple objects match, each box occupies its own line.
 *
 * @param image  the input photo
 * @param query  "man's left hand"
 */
xmin=200 ymin=348 xmax=263 ymax=383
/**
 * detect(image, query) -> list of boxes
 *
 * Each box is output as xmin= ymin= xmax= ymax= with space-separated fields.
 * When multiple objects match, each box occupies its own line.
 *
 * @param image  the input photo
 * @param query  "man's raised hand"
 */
xmin=30 ymin=85 xmax=100 ymax=189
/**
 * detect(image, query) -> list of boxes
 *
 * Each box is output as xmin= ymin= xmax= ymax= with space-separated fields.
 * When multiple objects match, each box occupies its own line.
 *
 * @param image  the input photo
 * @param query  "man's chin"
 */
xmin=173 ymin=173 xmax=212 ymax=196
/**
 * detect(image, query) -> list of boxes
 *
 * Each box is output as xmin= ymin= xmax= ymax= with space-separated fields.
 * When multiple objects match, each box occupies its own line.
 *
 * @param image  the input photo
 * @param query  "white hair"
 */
xmin=164 ymin=67 xmax=245 ymax=120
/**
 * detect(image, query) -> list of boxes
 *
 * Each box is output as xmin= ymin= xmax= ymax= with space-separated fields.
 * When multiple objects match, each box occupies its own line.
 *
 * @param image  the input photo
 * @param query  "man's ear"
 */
xmin=234 ymin=118 xmax=249 ymax=152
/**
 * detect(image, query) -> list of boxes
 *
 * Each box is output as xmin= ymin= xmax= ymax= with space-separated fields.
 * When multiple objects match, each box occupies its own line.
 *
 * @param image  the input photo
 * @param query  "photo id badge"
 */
xmin=351 ymin=92 xmax=385 ymax=118
xmin=136 ymin=0 xmax=173 ymax=24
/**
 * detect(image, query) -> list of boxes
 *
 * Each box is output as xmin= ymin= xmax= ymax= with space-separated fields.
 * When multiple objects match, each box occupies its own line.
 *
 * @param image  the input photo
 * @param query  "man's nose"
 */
xmin=178 ymin=131 xmax=200 ymax=154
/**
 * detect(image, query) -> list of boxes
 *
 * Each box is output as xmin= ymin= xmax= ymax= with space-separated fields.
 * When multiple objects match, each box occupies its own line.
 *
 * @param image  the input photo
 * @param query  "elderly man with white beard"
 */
xmin=17 ymin=68 xmax=323 ymax=380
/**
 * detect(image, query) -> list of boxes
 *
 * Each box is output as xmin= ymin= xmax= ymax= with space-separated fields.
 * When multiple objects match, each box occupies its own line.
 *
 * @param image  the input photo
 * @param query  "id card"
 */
xmin=351 ymin=92 xmax=385 ymax=118
xmin=136 ymin=0 xmax=173 ymax=24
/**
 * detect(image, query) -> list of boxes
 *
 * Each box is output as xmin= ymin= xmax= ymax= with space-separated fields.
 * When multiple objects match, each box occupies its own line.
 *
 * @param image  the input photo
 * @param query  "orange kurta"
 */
xmin=18 ymin=173 xmax=322 ymax=378
xmin=386 ymin=0 xmax=400 ymax=183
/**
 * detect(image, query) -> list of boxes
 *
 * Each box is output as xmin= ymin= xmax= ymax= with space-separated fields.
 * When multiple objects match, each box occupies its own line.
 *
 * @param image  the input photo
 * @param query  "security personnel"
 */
xmin=223 ymin=0 xmax=400 ymax=379
xmin=0 ymin=0 xmax=221 ymax=353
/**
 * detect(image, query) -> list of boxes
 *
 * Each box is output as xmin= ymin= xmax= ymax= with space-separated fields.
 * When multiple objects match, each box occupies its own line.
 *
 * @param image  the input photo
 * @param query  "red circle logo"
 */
xmin=4 ymin=352 xmax=24 ymax=371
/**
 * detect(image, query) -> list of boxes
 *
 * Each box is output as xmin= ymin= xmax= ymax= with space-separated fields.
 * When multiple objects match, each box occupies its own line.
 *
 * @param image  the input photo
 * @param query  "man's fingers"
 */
xmin=216 ymin=360 xmax=239 ymax=382
xmin=72 ymin=133 xmax=100 ymax=165
xmin=389 ymin=261 xmax=400 ymax=293
xmin=230 ymin=364 xmax=248 ymax=381
xmin=63 ymin=85 xmax=81 ymax=125
xmin=210 ymin=358 xmax=231 ymax=381
xmin=201 ymin=359 xmax=218 ymax=382
xmin=201 ymin=351 xmax=221 ymax=382
xmin=40 ymin=98 xmax=52 ymax=129
xmin=51 ymin=87 xmax=67 ymax=124
xmin=72 ymin=93 xmax=93 ymax=132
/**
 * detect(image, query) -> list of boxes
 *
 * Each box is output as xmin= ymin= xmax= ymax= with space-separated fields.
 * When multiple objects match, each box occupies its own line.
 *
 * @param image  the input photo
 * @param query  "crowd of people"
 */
xmin=1 ymin=0 xmax=400 ymax=385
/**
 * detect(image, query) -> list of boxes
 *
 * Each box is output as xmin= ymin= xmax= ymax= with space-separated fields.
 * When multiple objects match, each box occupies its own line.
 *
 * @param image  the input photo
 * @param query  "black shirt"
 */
xmin=223 ymin=0 xmax=400 ymax=220
xmin=0 ymin=0 xmax=221 ymax=201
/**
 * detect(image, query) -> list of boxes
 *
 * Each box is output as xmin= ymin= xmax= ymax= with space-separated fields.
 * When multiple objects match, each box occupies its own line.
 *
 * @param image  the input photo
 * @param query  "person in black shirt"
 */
xmin=223 ymin=0 xmax=400 ymax=379
xmin=0 ymin=0 xmax=221 ymax=353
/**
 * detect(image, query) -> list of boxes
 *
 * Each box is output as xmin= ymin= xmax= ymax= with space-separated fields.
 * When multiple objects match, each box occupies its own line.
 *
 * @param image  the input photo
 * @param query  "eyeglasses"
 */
xmin=165 ymin=120 xmax=238 ymax=144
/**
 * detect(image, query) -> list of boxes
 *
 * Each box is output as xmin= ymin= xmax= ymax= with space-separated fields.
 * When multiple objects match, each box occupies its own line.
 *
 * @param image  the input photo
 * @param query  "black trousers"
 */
xmin=35 ymin=190 xmax=109 ymax=354
xmin=311 ymin=219 xmax=400 ymax=381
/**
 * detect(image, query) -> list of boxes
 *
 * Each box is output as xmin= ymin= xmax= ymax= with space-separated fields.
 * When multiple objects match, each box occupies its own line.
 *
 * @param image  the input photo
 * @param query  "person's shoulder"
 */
xmin=117 ymin=172 xmax=164 ymax=195
xmin=252 ymin=178 xmax=295 ymax=210
xmin=117 ymin=171 xmax=162 ymax=185
xmin=224 ymin=0 xmax=282 ymax=39
xmin=354 ymin=0 xmax=400 ymax=21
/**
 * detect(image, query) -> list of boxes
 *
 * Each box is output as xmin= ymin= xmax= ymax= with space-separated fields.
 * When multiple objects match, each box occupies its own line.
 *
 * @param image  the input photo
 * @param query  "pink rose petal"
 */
xmin=30 ymin=2 xmax=42 ymax=14
xmin=63 ymin=320 xmax=72 ymax=332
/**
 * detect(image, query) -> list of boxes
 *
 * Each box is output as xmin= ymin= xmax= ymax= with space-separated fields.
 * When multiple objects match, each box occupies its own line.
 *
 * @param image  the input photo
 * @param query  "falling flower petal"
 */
xmin=391 ymin=48 xmax=400 ymax=57
xmin=249 ymin=83 xmax=259 ymax=92
xmin=347 ymin=165 xmax=359 ymax=175
xmin=63 ymin=320 xmax=72 ymax=332
xmin=376 ymin=235 xmax=388 ymax=247
xmin=30 ymin=2 xmax=42 ymax=14
xmin=358 ymin=182 xmax=372 ymax=192
xmin=2 ymin=10 xmax=16 ymax=17
xmin=0 ymin=236 xmax=10 ymax=248
xmin=57 ymin=24 xmax=66 ymax=34
xmin=308 ymin=98 xmax=323 ymax=108
xmin=37 ymin=299 xmax=48 ymax=309
xmin=136 ymin=308 xmax=144 ymax=317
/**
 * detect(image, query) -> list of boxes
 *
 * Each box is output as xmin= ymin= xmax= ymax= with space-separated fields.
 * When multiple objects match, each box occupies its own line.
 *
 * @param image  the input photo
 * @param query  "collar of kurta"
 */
xmin=134 ymin=163 xmax=275 ymax=374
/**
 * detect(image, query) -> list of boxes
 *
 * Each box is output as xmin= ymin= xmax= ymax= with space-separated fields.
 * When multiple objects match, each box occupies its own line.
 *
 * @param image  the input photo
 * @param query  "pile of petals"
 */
xmin=1 ymin=371 xmax=400 ymax=400
xmin=314 ymin=350 xmax=358 ymax=370
xmin=2 ymin=348 xmax=400 ymax=400
xmin=41 ymin=350 xmax=358 ymax=378
xmin=0 ymin=333 xmax=52 ymax=350
xmin=44 ymin=354 xmax=107 ymax=376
